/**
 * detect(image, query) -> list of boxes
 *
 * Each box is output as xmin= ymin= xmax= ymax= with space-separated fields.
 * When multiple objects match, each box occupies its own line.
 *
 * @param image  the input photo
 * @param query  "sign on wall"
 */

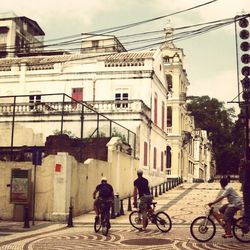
xmin=10 ymin=169 xmax=31 ymax=204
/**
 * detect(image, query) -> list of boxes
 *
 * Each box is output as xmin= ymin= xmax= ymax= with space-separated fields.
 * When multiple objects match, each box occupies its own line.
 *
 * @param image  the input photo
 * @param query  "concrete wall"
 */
xmin=0 ymin=137 xmax=143 ymax=221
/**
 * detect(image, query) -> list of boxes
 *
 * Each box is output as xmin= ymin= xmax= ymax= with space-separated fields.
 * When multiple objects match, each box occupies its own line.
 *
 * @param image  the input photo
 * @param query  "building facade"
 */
xmin=0 ymin=15 xmax=214 ymax=182
xmin=0 ymin=12 xmax=45 ymax=58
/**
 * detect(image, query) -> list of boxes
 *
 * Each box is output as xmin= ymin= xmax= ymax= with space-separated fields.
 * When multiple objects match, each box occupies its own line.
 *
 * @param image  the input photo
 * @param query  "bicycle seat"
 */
xmin=151 ymin=202 xmax=157 ymax=205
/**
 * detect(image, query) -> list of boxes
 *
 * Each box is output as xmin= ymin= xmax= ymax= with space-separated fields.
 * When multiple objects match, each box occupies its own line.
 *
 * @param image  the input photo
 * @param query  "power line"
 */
xmin=2 ymin=13 xmax=240 ymax=55
xmin=85 ymin=0 xmax=218 ymax=35
xmin=0 ymin=0 xmax=218 ymax=52
xmin=0 ymin=17 xmax=235 ymax=66
xmin=1 ymin=11 xmax=249 ymax=65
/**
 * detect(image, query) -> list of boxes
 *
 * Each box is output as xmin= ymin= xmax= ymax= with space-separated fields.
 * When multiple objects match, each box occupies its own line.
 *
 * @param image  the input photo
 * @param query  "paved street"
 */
xmin=0 ymin=182 xmax=249 ymax=249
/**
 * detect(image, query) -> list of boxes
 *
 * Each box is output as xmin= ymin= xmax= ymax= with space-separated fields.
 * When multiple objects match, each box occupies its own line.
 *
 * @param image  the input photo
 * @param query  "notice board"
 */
xmin=10 ymin=169 xmax=31 ymax=204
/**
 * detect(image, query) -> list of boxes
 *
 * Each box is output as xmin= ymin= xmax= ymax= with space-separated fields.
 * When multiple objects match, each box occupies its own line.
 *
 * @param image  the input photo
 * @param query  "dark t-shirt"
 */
xmin=96 ymin=183 xmax=113 ymax=199
xmin=134 ymin=177 xmax=150 ymax=198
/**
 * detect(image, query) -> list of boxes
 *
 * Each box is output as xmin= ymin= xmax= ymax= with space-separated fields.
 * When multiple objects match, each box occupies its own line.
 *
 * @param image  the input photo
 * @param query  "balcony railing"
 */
xmin=87 ymin=99 xmax=150 ymax=115
xmin=0 ymin=99 xmax=150 ymax=116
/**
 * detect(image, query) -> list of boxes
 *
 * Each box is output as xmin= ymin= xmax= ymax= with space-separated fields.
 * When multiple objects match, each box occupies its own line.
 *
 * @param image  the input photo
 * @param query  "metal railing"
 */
xmin=0 ymin=93 xmax=136 ymax=161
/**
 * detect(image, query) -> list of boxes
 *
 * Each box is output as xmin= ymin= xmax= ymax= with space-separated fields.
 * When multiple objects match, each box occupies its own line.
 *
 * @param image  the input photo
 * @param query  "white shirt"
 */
xmin=221 ymin=185 xmax=242 ymax=208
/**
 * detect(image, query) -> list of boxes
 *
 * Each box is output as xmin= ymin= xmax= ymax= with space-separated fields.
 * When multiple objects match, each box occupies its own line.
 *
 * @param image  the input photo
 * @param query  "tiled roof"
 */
xmin=105 ymin=51 xmax=155 ymax=60
xmin=0 ymin=51 xmax=156 ymax=66
xmin=0 ymin=54 xmax=89 ymax=66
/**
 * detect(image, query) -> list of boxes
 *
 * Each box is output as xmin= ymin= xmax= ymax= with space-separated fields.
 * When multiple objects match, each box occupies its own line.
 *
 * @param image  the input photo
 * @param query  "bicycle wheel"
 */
xmin=101 ymin=214 xmax=109 ymax=236
xmin=155 ymin=211 xmax=172 ymax=233
xmin=94 ymin=217 xmax=101 ymax=232
xmin=129 ymin=211 xmax=143 ymax=230
xmin=232 ymin=217 xmax=250 ymax=243
xmin=190 ymin=216 xmax=216 ymax=242
xmin=102 ymin=223 xmax=108 ymax=236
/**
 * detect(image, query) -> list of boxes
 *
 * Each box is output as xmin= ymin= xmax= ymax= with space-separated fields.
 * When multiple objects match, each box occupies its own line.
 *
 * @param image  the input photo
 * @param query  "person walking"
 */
xmin=133 ymin=169 xmax=153 ymax=231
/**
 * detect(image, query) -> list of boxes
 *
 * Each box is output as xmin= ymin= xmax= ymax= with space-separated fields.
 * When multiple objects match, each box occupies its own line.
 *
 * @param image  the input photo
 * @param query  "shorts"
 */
xmin=219 ymin=204 xmax=241 ymax=223
xmin=94 ymin=197 xmax=113 ymax=209
xmin=139 ymin=194 xmax=153 ymax=215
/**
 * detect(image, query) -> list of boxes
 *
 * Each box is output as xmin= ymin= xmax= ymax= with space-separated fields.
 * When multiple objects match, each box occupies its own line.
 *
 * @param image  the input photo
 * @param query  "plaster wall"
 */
xmin=0 ymin=138 xmax=143 ymax=221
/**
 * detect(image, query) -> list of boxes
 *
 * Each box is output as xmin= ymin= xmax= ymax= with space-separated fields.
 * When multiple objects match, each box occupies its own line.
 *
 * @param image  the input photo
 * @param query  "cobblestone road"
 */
xmin=0 ymin=182 xmax=249 ymax=249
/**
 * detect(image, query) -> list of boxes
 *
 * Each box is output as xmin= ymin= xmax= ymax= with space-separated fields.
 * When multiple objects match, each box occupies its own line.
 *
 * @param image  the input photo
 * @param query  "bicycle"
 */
xmin=129 ymin=201 xmax=172 ymax=232
xmin=190 ymin=205 xmax=250 ymax=243
xmin=94 ymin=199 xmax=111 ymax=236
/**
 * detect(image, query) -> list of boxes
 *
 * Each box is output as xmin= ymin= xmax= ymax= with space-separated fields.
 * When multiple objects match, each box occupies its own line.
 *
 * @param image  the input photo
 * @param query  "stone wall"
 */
xmin=44 ymin=135 xmax=110 ymax=162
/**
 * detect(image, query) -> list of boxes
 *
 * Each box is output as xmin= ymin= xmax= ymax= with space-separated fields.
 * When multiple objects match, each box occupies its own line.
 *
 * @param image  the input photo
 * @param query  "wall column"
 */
xmin=51 ymin=152 xmax=72 ymax=221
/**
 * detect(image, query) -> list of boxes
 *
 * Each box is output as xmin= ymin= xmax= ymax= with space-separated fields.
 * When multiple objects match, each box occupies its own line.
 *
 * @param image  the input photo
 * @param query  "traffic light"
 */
xmin=238 ymin=16 xmax=250 ymax=101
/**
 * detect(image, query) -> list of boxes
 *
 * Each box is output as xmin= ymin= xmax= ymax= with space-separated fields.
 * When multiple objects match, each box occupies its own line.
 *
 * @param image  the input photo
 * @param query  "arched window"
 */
xmin=154 ymin=147 xmax=157 ymax=169
xmin=143 ymin=142 xmax=148 ymax=166
xmin=154 ymin=93 xmax=158 ymax=125
xmin=161 ymin=101 xmax=165 ymax=130
xmin=166 ymin=74 xmax=172 ymax=91
xmin=166 ymin=146 xmax=172 ymax=168
xmin=167 ymin=106 xmax=172 ymax=127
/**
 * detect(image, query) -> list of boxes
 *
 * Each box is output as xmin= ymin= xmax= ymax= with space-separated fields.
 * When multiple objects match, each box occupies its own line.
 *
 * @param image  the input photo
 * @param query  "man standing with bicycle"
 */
xmin=93 ymin=177 xmax=114 ymax=227
xmin=133 ymin=169 xmax=153 ymax=231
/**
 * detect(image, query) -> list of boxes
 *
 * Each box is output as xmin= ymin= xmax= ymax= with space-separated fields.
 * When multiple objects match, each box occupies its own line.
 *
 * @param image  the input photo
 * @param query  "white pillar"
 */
xmin=107 ymin=137 xmax=122 ymax=192
xmin=51 ymin=152 xmax=72 ymax=221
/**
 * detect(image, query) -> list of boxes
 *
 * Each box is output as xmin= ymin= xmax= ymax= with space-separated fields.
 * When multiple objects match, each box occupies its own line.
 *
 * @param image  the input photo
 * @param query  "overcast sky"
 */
xmin=1 ymin=0 xmax=250 ymax=115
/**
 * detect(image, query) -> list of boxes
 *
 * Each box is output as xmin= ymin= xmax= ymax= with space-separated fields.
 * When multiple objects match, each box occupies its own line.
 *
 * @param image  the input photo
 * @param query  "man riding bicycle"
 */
xmin=208 ymin=177 xmax=242 ymax=238
xmin=93 ymin=177 xmax=114 ymax=227
xmin=133 ymin=169 xmax=153 ymax=231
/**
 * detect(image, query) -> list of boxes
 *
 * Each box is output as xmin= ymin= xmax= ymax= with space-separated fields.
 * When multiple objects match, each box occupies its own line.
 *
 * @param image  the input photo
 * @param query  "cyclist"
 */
xmin=208 ymin=177 xmax=242 ymax=238
xmin=93 ymin=177 xmax=114 ymax=227
xmin=133 ymin=169 xmax=153 ymax=231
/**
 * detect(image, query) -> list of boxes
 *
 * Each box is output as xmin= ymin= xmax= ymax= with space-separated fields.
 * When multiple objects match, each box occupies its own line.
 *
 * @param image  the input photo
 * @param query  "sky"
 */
xmin=1 ymin=0 xmax=250 ymax=115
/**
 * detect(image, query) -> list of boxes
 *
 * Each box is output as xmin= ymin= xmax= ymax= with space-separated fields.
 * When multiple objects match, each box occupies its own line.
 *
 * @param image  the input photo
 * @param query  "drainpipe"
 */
xmin=93 ymin=77 xmax=96 ymax=102
xmin=149 ymin=73 xmax=153 ymax=174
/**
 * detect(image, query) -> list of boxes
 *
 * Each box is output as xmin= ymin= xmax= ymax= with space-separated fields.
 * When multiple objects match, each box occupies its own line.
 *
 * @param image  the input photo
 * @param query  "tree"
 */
xmin=187 ymin=95 xmax=243 ymax=174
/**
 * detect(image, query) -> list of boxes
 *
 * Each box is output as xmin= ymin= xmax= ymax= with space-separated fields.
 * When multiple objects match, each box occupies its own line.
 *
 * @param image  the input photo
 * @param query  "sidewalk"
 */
xmin=0 ymin=181 xmax=241 ymax=229
xmin=0 ymin=182 xmax=247 ymax=250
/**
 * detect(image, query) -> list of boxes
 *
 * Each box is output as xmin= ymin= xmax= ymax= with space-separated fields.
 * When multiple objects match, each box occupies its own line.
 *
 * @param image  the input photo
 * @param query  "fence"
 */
xmin=110 ymin=177 xmax=183 ymax=218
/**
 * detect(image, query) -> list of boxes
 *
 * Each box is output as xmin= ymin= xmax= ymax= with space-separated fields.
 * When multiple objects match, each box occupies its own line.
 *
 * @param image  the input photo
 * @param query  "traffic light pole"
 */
xmin=235 ymin=13 xmax=250 ymax=227
xmin=244 ymin=103 xmax=250 ymax=225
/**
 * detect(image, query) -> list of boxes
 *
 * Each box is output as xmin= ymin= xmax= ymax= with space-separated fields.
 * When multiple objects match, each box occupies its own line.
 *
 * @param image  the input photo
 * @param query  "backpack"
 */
xmin=99 ymin=183 xmax=112 ymax=198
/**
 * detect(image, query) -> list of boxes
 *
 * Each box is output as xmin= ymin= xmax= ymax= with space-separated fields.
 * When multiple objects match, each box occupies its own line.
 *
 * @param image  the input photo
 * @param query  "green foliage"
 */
xmin=187 ymin=95 xmax=243 ymax=174
xmin=53 ymin=129 xmax=77 ymax=138
xmin=88 ymin=131 xmax=106 ymax=138
xmin=112 ymin=128 xmax=127 ymax=143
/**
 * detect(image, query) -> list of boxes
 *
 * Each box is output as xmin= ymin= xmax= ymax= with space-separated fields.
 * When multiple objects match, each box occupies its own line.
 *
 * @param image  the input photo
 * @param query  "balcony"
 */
xmin=179 ymin=92 xmax=186 ymax=101
xmin=166 ymin=127 xmax=172 ymax=134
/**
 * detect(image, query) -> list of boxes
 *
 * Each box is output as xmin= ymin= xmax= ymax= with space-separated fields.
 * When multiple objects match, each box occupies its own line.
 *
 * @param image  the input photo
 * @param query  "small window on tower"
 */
xmin=92 ymin=40 xmax=99 ymax=48
xmin=166 ymin=74 xmax=173 ymax=91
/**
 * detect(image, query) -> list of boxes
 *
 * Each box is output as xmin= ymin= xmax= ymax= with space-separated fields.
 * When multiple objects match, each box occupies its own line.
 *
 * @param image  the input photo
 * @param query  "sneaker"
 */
xmin=140 ymin=227 xmax=146 ymax=232
xmin=95 ymin=216 xmax=99 ymax=223
xmin=222 ymin=234 xmax=233 ymax=238
xmin=150 ymin=214 xmax=157 ymax=224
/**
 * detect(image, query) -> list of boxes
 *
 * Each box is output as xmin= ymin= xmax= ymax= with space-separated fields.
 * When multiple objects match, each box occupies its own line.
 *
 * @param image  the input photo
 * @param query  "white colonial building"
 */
xmin=0 ymin=14 xmax=214 ymax=182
